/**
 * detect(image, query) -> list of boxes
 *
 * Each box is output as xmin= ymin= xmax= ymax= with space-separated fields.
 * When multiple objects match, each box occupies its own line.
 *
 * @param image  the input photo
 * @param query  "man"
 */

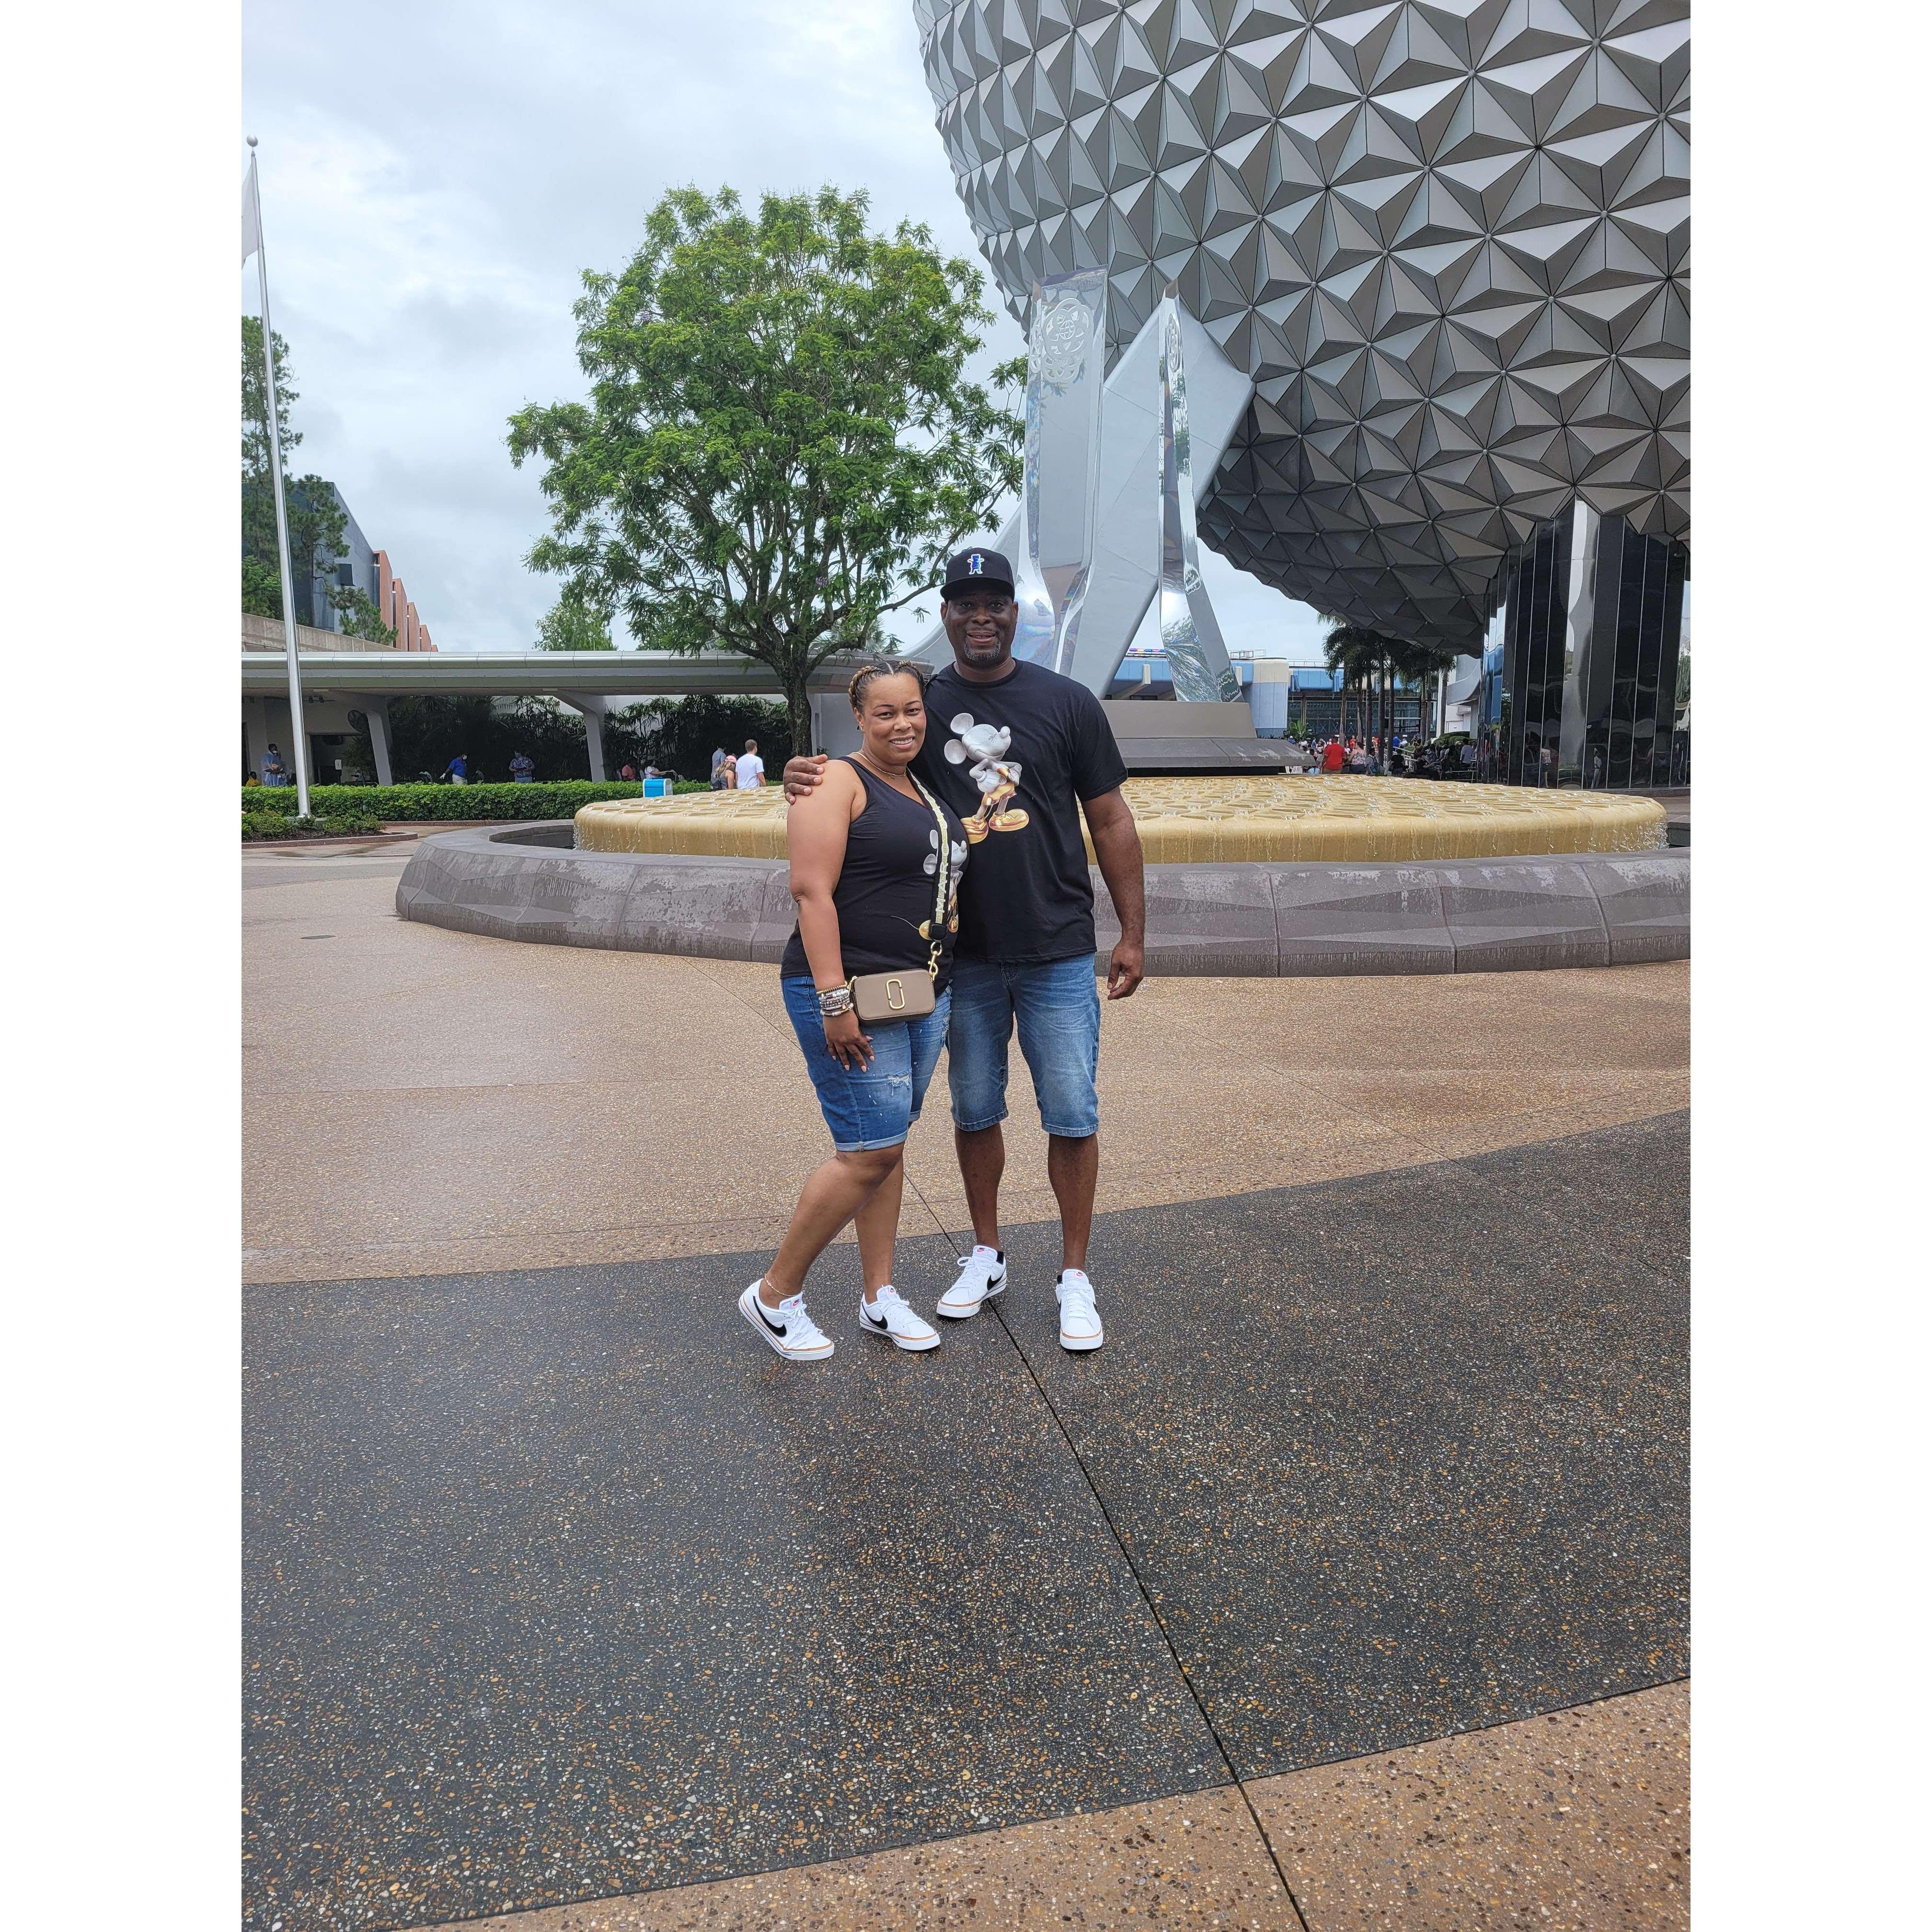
xmin=784 ymin=546 xmax=1146 ymax=1352
xmin=509 ymin=751 xmax=536 ymax=784
xmin=736 ymin=739 xmax=766 ymax=789
xmin=710 ymin=747 xmax=729 ymax=790
xmin=1321 ymin=736 xmax=1345 ymax=774
xmin=261 ymin=743 xmax=288 ymax=787
xmin=444 ymin=752 xmax=469 ymax=786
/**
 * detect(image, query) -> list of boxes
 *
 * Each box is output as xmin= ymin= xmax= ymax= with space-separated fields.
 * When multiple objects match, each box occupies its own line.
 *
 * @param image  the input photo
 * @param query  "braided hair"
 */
xmin=847 ymin=656 xmax=926 ymax=712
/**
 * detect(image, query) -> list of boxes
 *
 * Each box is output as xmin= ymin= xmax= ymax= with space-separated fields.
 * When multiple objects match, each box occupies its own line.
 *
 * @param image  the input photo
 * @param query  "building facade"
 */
xmin=288 ymin=482 xmax=378 ymax=633
xmin=1486 ymin=501 xmax=1687 ymax=788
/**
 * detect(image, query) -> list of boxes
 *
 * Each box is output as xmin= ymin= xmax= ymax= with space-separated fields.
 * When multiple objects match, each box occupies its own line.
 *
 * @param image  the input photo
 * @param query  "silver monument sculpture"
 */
xmin=1012 ymin=269 xmax=1108 ymax=675
xmin=909 ymin=277 xmax=1255 ymax=702
xmin=1155 ymin=288 xmax=1239 ymax=703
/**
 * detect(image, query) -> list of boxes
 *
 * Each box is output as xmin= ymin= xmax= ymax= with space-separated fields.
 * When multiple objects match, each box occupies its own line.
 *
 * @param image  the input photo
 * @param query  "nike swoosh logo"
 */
xmin=757 ymin=1305 xmax=788 ymax=1335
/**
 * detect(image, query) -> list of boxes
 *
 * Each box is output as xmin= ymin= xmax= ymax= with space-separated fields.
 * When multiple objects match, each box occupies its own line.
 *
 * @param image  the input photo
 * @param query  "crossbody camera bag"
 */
xmin=848 ymin=771 xmax=955 ymax=1025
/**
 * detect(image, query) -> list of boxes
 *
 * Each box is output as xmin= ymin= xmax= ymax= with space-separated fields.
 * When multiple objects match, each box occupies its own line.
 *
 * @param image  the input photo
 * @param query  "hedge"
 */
xmin=240 ymin=781 xmax=710 ymax=822
xmin=243 ymin=810 xmax=386 ymax=841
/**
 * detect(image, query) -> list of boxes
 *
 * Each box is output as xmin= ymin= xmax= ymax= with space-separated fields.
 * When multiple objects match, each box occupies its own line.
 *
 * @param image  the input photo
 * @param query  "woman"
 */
xmin=740 ymin=661 xmax=968 ymax=1362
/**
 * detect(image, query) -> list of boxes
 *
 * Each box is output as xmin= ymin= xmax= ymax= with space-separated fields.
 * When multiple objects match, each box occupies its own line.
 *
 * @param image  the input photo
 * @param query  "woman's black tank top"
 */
xmin=780 ymin=759 xmax=968 ymax=993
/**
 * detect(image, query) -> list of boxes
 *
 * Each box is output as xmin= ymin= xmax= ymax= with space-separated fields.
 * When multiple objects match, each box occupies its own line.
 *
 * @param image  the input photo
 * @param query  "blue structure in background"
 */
xmin=1109 ymin=656 xmax=1429 ymax=742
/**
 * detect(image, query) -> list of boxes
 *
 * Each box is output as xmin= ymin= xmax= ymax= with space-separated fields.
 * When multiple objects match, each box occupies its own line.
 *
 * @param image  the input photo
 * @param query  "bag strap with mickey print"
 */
xmin=907 ymin=770 xmax=953 ymax=979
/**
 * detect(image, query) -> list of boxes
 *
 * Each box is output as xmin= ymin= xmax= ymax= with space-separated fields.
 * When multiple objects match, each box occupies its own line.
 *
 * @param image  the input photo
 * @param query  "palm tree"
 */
xmin=1323 ymin=624 xmax=1459 ymax=765
xmin=1323 ymin=624 xmax=1402 ymax=763
xmin=1388 ymin=637 xmax=1457 ymax=748
xmin=1321 ymin=623 xmax=1379 ymax=748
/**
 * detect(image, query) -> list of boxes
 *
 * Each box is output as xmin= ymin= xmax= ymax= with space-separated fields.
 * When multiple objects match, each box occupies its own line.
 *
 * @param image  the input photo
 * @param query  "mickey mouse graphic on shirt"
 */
xmin=922 ymin=827 xmax=968 ymax=933
xmin=944 ymin=714 xmax=1031 ymax=844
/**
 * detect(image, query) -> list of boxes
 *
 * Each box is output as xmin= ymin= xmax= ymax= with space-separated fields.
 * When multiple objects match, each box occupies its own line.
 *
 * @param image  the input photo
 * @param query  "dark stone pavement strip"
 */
xmin=244 ymin=1112 xmax=1687 ymax=1932
xmin=989 ymin=1111 xmax=1690 ymax=1781
xmin=243 ymin=1251 xmax=1225 ymax=1932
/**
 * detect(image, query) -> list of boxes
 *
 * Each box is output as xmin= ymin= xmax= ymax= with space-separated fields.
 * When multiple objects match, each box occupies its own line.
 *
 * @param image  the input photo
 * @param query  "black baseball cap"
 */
xmin=941 ymin=546 xmax=1015 ymax=598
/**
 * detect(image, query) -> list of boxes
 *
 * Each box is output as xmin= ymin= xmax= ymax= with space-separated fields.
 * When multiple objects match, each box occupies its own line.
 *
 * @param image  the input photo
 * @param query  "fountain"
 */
xmin=573 ymin=776 xmax=1666 ymax=864
xmin=395 ymin=773 xmax=1682 ymax=978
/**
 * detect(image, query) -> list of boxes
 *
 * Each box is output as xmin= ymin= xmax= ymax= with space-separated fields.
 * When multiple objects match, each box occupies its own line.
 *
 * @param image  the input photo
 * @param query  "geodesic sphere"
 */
xmin=915 ymin=0 xmax=1688 ymax=650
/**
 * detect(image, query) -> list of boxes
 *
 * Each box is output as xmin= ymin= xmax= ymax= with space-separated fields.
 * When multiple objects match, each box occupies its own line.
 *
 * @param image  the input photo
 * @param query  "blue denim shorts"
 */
xmin=947 ymin=954 xmax=1102 ymax=1139
xmin=782 ymin=976 xmax=952 ymax=1153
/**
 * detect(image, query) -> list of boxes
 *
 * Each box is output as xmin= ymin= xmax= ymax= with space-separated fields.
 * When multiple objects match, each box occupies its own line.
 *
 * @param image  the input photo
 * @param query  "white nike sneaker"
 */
xmin=935 ymin=1246 xmax=1007 ymax=1319
xmin=740 ymin=1281 xmax=834 ymax=1361
xmin=1055 ymin=1269 xmax=1104 ymax=1352
xmin=857 ymin=1284 xmax=941 ymax=1352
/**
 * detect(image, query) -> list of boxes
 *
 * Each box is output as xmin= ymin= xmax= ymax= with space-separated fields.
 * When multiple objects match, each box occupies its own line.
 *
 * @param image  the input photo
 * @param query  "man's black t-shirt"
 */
xmin=909 ymin=657 xmax=1129 ymax=963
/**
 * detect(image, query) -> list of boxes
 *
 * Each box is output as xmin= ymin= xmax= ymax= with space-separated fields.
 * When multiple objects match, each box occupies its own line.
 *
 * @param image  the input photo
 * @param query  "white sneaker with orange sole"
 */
xmin=1055 ymin=1269 xmax=1104 ymax=1352
xmin=857 ymin=1285 xmax=942 ymax=1352
xmin=740 ymin=1281 xmax=834 ymax=1361
xmin=935 ymin=1246 xmax=1006 ymax=1319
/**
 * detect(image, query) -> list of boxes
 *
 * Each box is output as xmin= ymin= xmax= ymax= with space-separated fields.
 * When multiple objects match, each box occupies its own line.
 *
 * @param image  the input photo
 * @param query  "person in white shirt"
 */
xmin=735 ymin=739 xmax=766 ymax=789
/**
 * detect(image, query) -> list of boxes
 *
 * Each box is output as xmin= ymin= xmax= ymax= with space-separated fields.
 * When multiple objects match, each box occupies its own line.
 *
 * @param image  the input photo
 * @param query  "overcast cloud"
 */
xmin=242 ymin=0 xmax=1329 ymax=659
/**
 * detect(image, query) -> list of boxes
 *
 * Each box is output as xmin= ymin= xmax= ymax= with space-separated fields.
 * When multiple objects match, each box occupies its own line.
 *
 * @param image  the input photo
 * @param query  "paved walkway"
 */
xmin=244 ymin=845 xmax=1688 ymax=1932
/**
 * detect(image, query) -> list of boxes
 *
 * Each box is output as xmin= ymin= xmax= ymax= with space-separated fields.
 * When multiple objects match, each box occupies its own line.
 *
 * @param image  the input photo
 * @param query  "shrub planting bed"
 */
xmin=243 ymin=810 xmax=388 ymax=842
xmin=241 ymin=780 xmax=709 ymax=824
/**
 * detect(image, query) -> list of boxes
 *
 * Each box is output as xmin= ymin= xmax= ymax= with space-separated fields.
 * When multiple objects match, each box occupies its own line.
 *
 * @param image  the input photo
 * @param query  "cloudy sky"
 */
xmin=242 ymin=0 xmax=1333 ymax=660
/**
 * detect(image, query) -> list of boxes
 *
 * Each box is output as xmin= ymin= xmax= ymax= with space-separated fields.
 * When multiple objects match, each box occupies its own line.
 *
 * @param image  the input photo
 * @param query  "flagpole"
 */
xmin=246 ymin=138 xmax=311 ymax=817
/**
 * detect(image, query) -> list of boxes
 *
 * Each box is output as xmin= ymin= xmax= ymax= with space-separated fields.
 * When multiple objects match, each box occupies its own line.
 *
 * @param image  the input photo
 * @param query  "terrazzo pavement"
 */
xmin=242 ymin=851 xmax=1686 ymax=1287
xmin=243 ymin=850 xmax=1690 ymax=1931
xmin=424 ymin=1786 xmax=1297 ymax=1931
xmin=422 ymin=1685 xmax=1687 ymax=1932
xmin=245 ymin=1120 xmax=1685 ymax=1932
xmin=989 ymin=1114 xmax=1690 ymax=1778
xmin=245 ymin=1248 xmax=1222 ymax=1932
xmin=1252 ymin=1681 xmax=1689 ymax=1929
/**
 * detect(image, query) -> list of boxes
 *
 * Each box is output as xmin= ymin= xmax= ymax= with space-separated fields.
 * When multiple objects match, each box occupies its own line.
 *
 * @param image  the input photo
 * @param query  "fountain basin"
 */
xmin=398 ymin=829 xmax=1687 ymax=976
xmin=574 ymin=776 xmax=1666 ymax=864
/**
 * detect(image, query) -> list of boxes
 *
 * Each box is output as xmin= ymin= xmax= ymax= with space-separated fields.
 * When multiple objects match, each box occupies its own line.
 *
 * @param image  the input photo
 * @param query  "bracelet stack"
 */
xmin=816 ymin=985 xmax=854 ymax=1018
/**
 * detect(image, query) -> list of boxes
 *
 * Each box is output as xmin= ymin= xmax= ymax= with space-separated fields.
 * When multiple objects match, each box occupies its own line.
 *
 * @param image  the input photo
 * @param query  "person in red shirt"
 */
xmin=1321 ymin=737 xmax=1346 ymax=773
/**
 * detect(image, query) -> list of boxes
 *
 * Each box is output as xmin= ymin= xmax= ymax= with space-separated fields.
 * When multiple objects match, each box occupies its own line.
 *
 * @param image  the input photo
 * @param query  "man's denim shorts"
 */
xmin=947 ymin=954 xmax=1101 ymax=1139
xmin=782 ymin=976 xmax=952 ymax=1153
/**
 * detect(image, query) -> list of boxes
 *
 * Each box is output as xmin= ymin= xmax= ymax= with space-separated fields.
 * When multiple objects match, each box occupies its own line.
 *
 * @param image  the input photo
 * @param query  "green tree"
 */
xmin=1675 ymin=647 xmax=1690 ymax=710
xmin=536 ymin=592 xmax=616 ymax=651
xmin=606 ymin=693 xmax=794 ymax=779
xmin=242 ymin=557 xmax=283 ymax=619
xmin=335 ymin=586 xmax=397 ymax=644
xmin=1388 ymin=635 xmax=1456 ymax=744
xmin=1322 ymin=622 xmax=1451 ymax=758
xmin=1321 ymin=622 xmax=1385 ymax=745
xmin=286 ymin=479 xmax=349 ymax=620
xmin=380 ymin=694 xmax=592 ymax=783
xmin=242 ymin=317 xmax=299 ymax=577
xmin=242 ymin=318 xmax=351 ymax=625
xmin=508 ymin=184 xmax=1022 ymax=750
